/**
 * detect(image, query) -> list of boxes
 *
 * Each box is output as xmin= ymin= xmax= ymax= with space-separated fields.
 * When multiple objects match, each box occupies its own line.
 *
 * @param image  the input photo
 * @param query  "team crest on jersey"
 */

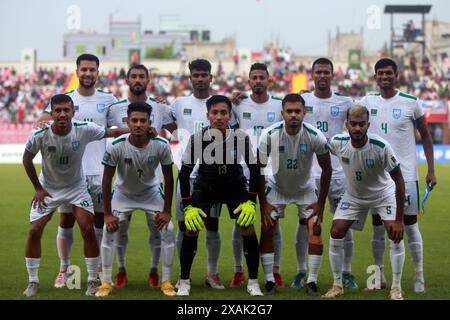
xmin=47 ymin=146 xmax=56 ymax=152
xmin=72 ymin=140 xmax=80 ymax=151
xmin=148 ymin=155 xmax=156 ymax=163
xmin=365 ymin=158 xmax=375 ymax=168
xmin=371 ymin=109 xmax=378 ymax=116
xmin=97 ymin=104 xmax=106 ymax=113
xmin=299 ymin=143 xmax=308 ymax=154
xmin=183 ymin=108 xmax=192 ymax=115
xmin=267 ymin=112 xmax=275 ymax=122
xmin=243 ymin=112 xmax=251 ymax=119
xmin=330 ymin=106 xmax=339 ymax=118
xmin=342 ymin=157 xmax=349 ymax=164
xmin=392 ymin=109 xmax=402 ymax=119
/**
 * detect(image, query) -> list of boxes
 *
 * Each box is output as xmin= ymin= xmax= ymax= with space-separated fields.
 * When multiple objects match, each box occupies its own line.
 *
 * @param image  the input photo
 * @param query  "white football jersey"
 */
xmin=358 ymin=91 xmax=424 ymax=182
xmin=327 ymin=133 xmax=400 ymax=200
xmin=45 ymin=89 xmax=118 ymax=176
xmin=102 ymin=134 xmax=173 ymax=197
xmin=259 ymin=121 xmax=328 ymax=197
xmin=106 ymin=97 xmax=172 ymax=132
xmin=302 ymin=91 xmax=354 ymax=179
xmin=231 ymin=95 xmax=283 ymax=147
xmin=26 ymin=121 xmax=106 ymax=189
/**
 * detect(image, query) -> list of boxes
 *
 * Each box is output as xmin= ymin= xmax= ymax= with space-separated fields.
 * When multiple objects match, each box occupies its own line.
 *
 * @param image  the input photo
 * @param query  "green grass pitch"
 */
xmin=1 ymin=163 xmax=449 ymax=300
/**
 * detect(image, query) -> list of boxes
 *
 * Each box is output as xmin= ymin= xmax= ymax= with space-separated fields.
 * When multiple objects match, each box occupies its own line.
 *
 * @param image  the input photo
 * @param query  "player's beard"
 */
xmin=351 ymin=131 xmax=367 ymax=143
xmin=79 ymin=78 xmax=96 ymax=89
xmin=130 ymin=85 xmax=146 ymax=96
xmin=252 ymin=86 xmax=265 ymax=95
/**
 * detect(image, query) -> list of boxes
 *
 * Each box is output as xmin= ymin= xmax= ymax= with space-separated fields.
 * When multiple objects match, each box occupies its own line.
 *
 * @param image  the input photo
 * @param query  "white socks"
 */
xmin=100 ymin=227 xmax=116 ymax=283
xmin=329 ymin=237 xmax=344 ymax=287
xmin=146 ymin=212 xmax=161 ymax=270
xmin=307 ymin=255 xmax=323 ymax=283
xmin=206 ymin=230 xmax=221 ymax=275
xmin=25 ymin=257 xmax=40 ymax=283
xmin=160 ymin=221 xmax=175 ymax=282
xmin=389 ymin=239 xmax=405 ymax=289
xmin=371 ymin=224 xmax=386 ymax=270
xmin=261 ymin=253 xmax=275 ymax=282
xmin=404 ymin=223 xmax=424 ymax=281
xmin=295 ymin=223 xmax=308 ymax=273
xmin=56 ymin=227 xmax=73 ymax=272
xmin=343 ymin=229 xmax=354 ymax=274
xmin=85 ymin=257 xmax=99 ymax=281
xmin=115 ymin=219 xmax=130 ymax=270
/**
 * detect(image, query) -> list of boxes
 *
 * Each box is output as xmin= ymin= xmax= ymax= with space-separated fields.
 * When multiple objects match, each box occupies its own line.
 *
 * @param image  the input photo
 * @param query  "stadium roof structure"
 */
xmin=384 ymin=4 xmax=433 ymax=57
xmin=384 ymin=5 xmax=432 ymax=14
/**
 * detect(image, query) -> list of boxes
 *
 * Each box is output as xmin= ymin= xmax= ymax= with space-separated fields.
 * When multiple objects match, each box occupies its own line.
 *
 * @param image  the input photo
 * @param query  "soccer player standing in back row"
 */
xmin=163 ymin=59 xmax=226 ymax=289
xmin=39 ymin=54 xmax=119 ymax=288
xmin=298 ymin=58 xmax=357 ymax=290
xmin=229 ymin=63 xmax=283 ymax=289
xmin=106 ymin=64 xmax=172 ymax=289
xmin=358 ymin=58 xmax=436 ymax=293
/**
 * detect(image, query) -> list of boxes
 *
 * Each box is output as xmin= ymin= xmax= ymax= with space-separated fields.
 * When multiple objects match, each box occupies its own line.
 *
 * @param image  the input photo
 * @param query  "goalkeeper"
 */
xmin=177 ymin=95 xmax=263 ymax=297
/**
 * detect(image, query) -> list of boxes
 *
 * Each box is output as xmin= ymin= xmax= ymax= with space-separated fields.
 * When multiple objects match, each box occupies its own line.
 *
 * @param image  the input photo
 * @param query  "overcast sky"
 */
xmin=1 ymin=0 xmax=449 ymax=60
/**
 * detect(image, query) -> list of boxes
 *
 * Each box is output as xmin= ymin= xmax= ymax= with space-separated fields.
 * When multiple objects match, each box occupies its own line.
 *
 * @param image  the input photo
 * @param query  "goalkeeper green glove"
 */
xmin=184 ymin=205 xmax=207 ymax=232
xmin=234 ymin=200 xmax=256 ymax=227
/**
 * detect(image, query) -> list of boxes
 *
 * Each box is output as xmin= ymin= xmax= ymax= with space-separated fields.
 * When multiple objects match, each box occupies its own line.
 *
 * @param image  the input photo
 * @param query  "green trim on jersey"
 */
xmin=112 ymin=137 xmax=126 ymax=145
xmin=415 ymin=181 xmax=420 ymax=210
xmin=303 ymin=123 xmax=318 ymax=136
xmin=33 ymin=127 xmax=49 ymax=136
xmin=369 ymin=138 xmax=385 ymax=149
xmin=96 ymin=89 xmax=111 ymax=94
xmin=414 ymin=115 xmax=425 ymax=128
xmin=399 ymin=92 xmax=418 ymax=101
xmin=271 ymin=95 xmax=282 ymax=101
xmin=152 ymin=137 xmax=169 ymax=144
xmin=148 ymin=97 xmax=157 ymax=102
xmin=333 ymin=136 xmax=350 ymax=141
xmin=369 ymin=93 xmax=381 ymax=96
xmin=268 ymin=123 xmax=283 ymax=135
xmin=64 ymin=90 xmax=75 ymax=95
xmin=74 ymin=122 xmax=88 ymax=127
xmin=109 ymin=99 xmax=127 ymax=107
xmin=334 ymin=92 xmax=349 ymax=97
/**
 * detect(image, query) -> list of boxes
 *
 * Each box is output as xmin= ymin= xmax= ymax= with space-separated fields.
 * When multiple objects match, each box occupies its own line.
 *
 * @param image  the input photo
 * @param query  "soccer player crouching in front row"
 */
xmin=177 ymin=95 xmax=264 ymax=296
xmin=97 ymin=102 xmax=176 ymax=297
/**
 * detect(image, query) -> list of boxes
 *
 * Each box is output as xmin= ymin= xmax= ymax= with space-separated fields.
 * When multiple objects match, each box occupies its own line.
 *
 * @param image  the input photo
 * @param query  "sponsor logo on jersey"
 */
xmin=148 ymin=155 xmax=156 ymax=163
xmin=243 ymin=112 xmax=251 ymax=119
xmin=393 ymin=109 xmax=402 ymax=119
xmin=183 ymin=108 xmax=192 ymax=115
xmin=330 ymin=106 xmax=339 ymax=118
xmin=371 ymin=109 xmax=378 ymax=116
xmin=124 ymin=158 xmax=133 ymax=165
xmin=365 ymin=158 xmax=375 ymax=168
xmin=97 ymin=104 xmax=106 ymax=113
xmin=340 ymin=202 xmax=350 ymax=210
xmin=391 ymin=156 xmax=397 ymax=163
xmin=299 ymin=143 xmax=308 ymax=154
xmin=342 ymin=157 xmax=349 ymax=164
xmin=267 ymin=112 xmax=275 ymax=122
xmin=72 ymin=140 xmax=80 ymax=151
xmin=305 ymin=106 xmax=313 ymax=113
xmin=48 ymin=146 xmax=56 ymax=152
xmin=279 ymin=145 xmax=285 ymax=153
